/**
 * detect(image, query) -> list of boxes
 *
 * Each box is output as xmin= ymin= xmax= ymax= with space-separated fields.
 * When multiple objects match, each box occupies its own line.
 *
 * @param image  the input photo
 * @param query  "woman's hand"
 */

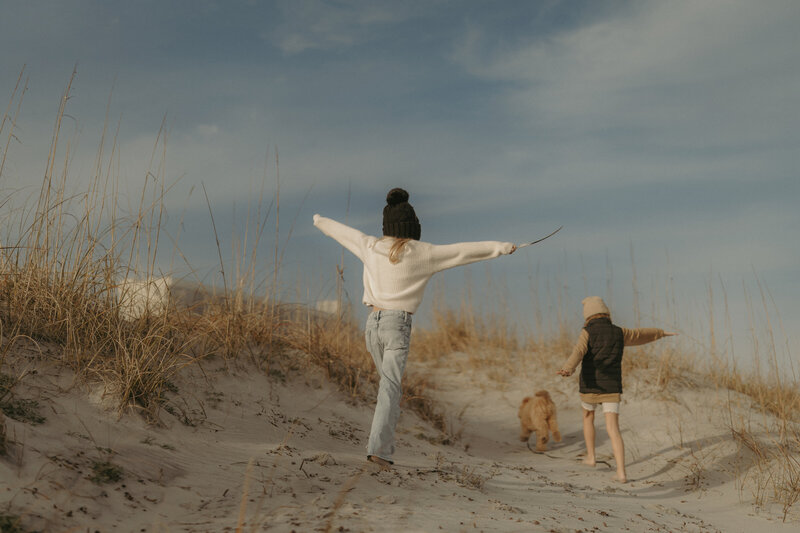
xmin=556 ymin=369 xmax=572 ymax=377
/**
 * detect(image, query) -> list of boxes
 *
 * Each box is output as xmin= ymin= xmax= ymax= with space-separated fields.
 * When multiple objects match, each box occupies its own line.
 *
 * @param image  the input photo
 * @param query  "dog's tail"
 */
xmin=518 ymin=396 xmax=531 ymax=419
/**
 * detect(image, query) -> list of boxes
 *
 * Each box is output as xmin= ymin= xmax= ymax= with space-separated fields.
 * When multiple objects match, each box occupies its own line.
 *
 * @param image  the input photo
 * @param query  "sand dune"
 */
xmin=1 ymin=342 xmax=797 ymax=532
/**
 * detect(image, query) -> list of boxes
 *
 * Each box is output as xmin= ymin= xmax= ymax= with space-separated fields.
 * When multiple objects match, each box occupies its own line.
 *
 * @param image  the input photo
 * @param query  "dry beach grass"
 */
xmin=1 ymin=70 xmax=799 ymax=530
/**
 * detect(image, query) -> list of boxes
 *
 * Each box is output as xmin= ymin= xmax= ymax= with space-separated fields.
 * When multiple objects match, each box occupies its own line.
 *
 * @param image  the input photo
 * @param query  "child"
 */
xmin=557 ymin=296 xmax=675 ymax=483
xmin=314 ymin=188 xmax=516 ymax=468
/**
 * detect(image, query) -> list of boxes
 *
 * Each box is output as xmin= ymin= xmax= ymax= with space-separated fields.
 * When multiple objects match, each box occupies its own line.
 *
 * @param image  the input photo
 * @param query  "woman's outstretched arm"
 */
xmin=428 ymin=240 xmax=515 ymax=273
xmin=313 ymin=214 xmax=371 ymax=262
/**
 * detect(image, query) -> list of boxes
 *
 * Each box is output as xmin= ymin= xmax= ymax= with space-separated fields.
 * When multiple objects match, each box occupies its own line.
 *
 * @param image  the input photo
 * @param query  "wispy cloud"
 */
xmin=266 ymin=0 xmax=436 ymax=54
xmin=450 ymin=0 xmax=800 ymax=182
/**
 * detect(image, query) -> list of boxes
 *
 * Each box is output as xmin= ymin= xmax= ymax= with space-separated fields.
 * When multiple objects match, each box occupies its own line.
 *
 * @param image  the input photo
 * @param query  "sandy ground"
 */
xmin=1 ymin=340 xmax=798 ymax=532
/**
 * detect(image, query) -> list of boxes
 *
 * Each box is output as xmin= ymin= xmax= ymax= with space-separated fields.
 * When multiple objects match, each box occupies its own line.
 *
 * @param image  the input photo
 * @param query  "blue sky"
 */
xmin=2 ymin=1 xmax=798 ymax=367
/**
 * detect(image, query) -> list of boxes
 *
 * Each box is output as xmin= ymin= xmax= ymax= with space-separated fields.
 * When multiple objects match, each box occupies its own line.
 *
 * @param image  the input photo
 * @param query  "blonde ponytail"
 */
xmin=388 ymin=238 xmax=410 ymax=264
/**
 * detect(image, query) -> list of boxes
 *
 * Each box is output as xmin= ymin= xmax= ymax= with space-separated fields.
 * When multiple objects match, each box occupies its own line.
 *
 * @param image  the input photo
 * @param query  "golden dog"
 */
xmin=518 ymin=390 xmax=561 ymax=452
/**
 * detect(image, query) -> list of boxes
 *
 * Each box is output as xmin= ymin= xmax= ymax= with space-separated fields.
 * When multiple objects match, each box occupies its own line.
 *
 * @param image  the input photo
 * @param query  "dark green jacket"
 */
xmin=579 ymin=317 xmax=624 ymax=394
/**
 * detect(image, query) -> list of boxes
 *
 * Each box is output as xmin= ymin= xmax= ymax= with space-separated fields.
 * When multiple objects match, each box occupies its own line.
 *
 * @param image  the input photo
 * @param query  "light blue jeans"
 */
xmin=364 ymin=309 xmax=412 ymax=463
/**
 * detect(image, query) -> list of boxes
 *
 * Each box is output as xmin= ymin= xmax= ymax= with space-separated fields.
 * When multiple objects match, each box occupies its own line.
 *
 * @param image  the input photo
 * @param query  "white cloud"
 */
xmin=451 ymin=0 xmax=800 ymax=154
xmin=267 ymin=0 xmax=438 ymax=54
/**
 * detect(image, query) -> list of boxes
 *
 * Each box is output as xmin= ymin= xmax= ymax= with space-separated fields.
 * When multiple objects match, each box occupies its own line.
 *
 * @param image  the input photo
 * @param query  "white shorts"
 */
xmin=581 ymin=401 xmax=620 ymax=414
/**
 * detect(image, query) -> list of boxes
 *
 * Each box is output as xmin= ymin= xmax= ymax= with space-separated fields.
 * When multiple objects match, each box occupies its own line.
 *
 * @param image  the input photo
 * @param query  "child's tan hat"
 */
xmin=582 ymin=296 xmax=610 ymax=320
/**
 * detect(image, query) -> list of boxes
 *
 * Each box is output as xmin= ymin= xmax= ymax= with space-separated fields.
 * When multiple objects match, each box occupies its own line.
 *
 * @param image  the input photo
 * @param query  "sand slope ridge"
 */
xmin=1 ymin=344 xmax=798 ymax=532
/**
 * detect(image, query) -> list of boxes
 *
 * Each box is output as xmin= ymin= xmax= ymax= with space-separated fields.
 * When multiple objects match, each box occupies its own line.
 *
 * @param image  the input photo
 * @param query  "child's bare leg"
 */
xmin=604 ymin=412 xmax=626 ymax=482
xmin=582 ymin=409 xmax=596 ymax=466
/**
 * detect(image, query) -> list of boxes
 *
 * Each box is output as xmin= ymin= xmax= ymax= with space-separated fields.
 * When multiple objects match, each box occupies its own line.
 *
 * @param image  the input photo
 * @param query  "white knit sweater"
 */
xmin=313 ymin=215 xmax=514 ymax=313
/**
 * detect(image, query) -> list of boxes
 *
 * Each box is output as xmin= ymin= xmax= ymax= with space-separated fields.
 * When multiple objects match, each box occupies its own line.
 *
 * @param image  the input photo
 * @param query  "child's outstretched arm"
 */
xmin=621 ymin=328 xmax=677 ymax=346
xmin=557 ymin=329 xmax=589 ymax=377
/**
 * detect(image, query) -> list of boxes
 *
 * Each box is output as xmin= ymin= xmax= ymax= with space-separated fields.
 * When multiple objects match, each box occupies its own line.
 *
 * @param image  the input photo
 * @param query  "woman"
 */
xmin=313 ymin=188 xmax=516 ymax=468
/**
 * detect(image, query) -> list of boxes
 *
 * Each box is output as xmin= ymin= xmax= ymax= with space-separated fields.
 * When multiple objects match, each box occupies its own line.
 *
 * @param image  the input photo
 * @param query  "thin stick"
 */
xmin=517 ymin=225 xmax=563 ymax=248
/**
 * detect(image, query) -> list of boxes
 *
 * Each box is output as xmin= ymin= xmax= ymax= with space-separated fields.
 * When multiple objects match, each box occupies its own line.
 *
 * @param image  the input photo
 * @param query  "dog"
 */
xmin=518 ymin=390 xmax=561 ymax=452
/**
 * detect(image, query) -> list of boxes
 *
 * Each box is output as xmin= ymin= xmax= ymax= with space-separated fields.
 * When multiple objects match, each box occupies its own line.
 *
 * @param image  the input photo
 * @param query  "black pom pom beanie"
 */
xmin=382 ymin=188 xmax=421 ymax=240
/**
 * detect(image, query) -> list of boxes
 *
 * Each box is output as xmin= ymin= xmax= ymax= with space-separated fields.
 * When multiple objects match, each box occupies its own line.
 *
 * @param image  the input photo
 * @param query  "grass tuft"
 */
xmin=0 ymin=513 xmax=27 ymax=533
xmin=90 ymin=460 xmax=124 ymax=484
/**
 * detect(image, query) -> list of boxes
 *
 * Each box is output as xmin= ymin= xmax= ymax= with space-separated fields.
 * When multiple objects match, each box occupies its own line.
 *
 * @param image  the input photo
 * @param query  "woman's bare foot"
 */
xmin=613 ymin=474 xmax=627 ymax=483
xmin=582 ymin=457 xmax=596 ymax=467
xmin=367 ymin=455 xmax=392 ymax=470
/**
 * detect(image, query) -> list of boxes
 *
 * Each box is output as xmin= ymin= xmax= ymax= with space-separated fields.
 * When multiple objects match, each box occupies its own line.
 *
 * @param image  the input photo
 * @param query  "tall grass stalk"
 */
xmin=1 ymin=66 xmax=27 ymax=182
